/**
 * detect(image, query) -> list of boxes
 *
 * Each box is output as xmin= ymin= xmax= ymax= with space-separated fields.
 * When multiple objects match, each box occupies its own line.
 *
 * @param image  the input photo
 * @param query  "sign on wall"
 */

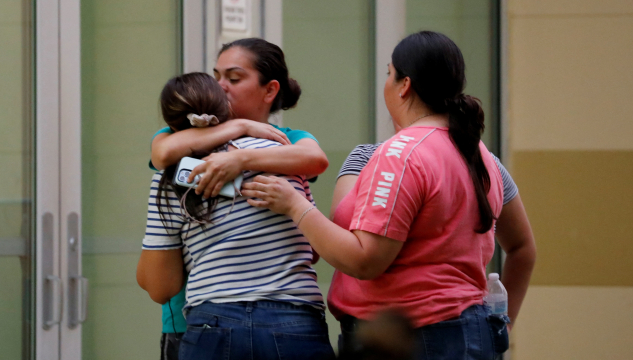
xmin=222 ymin=0 xmax=249 ymax=32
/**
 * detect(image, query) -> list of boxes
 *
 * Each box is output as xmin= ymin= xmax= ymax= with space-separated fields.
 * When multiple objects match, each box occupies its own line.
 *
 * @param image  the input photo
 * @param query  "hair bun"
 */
xmin=281 ymin=77 xmax=301 ymax=110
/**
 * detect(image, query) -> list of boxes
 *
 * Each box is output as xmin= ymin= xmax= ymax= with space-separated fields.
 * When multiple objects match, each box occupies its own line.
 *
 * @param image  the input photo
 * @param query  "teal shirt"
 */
xmin=149 ymin=122 xmax=319 ymax=333
xmin=269 ymin=124 xmax=318 ymax=144
xmin=162 ymin=285 xmax=187 ymax=333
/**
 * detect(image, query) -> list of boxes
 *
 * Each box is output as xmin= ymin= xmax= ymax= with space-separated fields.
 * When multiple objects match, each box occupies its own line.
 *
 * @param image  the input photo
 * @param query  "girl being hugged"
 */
xmin=142 ymin=37 xmax=330 ymax=360
xmin=137 ymin=72 xmax=334 ymax=360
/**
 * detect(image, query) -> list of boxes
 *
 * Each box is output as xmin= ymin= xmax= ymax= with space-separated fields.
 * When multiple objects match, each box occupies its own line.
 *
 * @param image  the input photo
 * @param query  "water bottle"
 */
xmin=483 ymin=273 xmax=507 ymax=315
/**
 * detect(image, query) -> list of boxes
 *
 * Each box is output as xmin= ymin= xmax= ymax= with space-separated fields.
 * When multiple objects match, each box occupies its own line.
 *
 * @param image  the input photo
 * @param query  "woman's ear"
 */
xmin=263 ymin=80 xmax=280 ymax=105
xmin=399 ymin=77 xmax=413 ymax=99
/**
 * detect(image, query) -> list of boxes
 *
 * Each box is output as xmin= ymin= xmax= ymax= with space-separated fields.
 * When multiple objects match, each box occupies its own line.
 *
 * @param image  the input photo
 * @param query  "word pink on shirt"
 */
xmin=328 ymin=126 xmax=503 ymax=328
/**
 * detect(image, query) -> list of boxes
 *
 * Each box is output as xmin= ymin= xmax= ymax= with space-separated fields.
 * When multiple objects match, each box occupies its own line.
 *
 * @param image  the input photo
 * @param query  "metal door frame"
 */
xmin=35 ymin=0 xmax=62 ymax=358
xmin=35 ymin=0 xmax=82 ymax=358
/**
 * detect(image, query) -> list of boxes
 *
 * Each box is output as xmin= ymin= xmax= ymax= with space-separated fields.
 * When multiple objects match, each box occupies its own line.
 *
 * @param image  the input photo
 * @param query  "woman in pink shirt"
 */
xmin=242 ymin=31 xmax=535 ymax=359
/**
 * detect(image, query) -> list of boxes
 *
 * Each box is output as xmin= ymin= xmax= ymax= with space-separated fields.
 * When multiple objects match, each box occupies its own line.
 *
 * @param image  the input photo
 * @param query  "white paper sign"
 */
xmin=222 ymin=0 xmax=249 ymax=32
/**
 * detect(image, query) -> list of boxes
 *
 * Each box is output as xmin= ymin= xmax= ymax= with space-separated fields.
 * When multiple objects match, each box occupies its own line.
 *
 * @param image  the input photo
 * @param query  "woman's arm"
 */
xmin=240 ymin=138 xmax=329 ymax=179
xmin=191 ymin=138 xmax=329 ymax=199
xmin=151 ymin=119 xmax=291 ymax=170
xmin=329 ymin=175 xmax=358 ymax=219
xmin=495 ymin=194 xmax=536 ymax=328
xmin=136 ymin=249 xmax=185 ymax=304
xmin=242 ymin=175 xmax=402 ymax=280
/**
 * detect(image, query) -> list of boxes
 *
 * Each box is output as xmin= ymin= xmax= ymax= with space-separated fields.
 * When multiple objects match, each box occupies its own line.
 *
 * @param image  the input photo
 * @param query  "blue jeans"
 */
xmin=339 ymin=305 xmax=509 ymax=360
xmin=179 ymin=301 xmax=335 ymax=360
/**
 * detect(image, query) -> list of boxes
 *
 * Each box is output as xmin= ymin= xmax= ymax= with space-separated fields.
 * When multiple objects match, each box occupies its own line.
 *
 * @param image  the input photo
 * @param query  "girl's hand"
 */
xmin=188 ymin=151 xmax=244 ymax=199
xmin=241 ymin=175 xmax=310 ymax=218
xmin=234 ymin=119 xmax=291 ymax=145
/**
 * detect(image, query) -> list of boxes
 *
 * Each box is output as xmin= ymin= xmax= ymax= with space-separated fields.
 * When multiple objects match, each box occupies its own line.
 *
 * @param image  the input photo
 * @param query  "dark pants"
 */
xmin=339 ymin=305 xmax=509 ymax=360
xmin=179 ymin=301 xmax=335 ymax=360
xmin=160 ymin=332 xmax=184 ymax=360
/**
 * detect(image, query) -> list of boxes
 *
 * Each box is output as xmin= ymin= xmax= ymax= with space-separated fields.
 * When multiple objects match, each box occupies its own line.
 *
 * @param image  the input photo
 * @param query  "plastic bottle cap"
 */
xmin=488 ymin=273 xmax=499 ymax=281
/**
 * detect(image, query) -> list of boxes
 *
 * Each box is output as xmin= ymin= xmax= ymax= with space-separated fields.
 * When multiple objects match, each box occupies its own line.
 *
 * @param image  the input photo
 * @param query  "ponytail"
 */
xmin=446 ymin=94 xmax=495 ymax=233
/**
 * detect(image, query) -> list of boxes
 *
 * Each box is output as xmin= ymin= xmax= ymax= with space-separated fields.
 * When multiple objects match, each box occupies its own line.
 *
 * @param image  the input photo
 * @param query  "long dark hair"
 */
xmin=219 ymin=38 xmax=301 ymax=113
xmin=392 ymin=31 xmax=495 ymax=233
xmin=156 ymin=72 xmax=232 ymax=226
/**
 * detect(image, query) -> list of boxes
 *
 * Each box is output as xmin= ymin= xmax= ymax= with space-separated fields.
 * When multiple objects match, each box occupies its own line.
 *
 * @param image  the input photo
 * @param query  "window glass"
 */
xmin=81 ymin=1 xmax=181 ymax=358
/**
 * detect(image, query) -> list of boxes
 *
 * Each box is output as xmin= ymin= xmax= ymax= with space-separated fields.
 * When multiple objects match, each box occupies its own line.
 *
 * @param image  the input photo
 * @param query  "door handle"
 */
xmin=42 ymin=212 xmax=62 ymax=330
xmin=69 ymin=275 xmax=88 ymax=327
xmin=44 ymin=275 xmax=63 ymax=328
xmin=67 ymin=212 xmax=88 ymax=328
xmin=78 ymin=276 xmax=88 ymax=323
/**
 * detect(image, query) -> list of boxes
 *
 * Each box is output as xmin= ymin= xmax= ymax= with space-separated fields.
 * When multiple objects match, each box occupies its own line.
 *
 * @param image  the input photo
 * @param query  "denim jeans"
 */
xmin=179 ymin=301 xmax=335 ymax=360
xmin=339 ymin=305 xmax=509 ymax=360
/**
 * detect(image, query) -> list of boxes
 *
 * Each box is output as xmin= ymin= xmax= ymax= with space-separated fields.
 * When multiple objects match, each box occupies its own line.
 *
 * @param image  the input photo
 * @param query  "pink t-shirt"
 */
xmin=327 ymin=126 xmax=503 ymax=328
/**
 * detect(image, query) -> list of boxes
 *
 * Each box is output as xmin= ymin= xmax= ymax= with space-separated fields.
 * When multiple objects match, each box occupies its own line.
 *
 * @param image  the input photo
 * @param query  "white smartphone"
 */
xmin=173 ymin=157 xmax=243 ymax=198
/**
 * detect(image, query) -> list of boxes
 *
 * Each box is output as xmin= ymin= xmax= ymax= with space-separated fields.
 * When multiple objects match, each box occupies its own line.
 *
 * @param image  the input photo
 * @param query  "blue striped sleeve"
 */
xmin=337 ymin=143 xmax=381 ymax=179
xmin=490 ymin=153 xmax=519 ymax=205
xmin=142 ymin=172 xmax=184 ymax=250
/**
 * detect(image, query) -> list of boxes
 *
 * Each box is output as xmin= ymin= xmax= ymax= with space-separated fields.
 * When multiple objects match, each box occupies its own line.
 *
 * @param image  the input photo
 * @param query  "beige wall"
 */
xmin=507 ymin=1 xmax=633 ymax=359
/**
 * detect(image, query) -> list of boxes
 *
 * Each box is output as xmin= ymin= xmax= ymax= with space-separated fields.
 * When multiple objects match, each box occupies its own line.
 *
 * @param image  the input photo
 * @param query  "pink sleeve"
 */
xmin=349 ymin=134 xmax=428 ymax=241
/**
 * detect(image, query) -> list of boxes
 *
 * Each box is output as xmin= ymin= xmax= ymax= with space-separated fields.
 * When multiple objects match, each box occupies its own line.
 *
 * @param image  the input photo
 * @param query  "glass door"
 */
xmin=0 ymin=1 xmax=35 ymax=359
xmin=1 ymin=0 xmax=81 ymax=359
xmin=2 ymin=0 xmax=182 ymax=358
xmin=79 ymin=1 xmax=182 ymax=358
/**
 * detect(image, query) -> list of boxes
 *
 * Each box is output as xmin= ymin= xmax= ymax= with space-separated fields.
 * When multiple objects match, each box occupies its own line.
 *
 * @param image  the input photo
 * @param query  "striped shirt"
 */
xmin=142 ymin=137 xmax=324 ymax=310
xmin=338 ymin=143 xmax=519 ymax=205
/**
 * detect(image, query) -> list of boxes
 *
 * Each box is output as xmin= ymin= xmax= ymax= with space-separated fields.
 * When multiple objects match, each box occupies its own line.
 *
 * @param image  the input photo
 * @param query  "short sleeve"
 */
xmin=287 ymin=130 xmax=318 ymax=144
xmin=142 ymin=172 xmax=185 ymax=250
xmin=148 ymin=127 xmax=175 ymax=171
xmin=337 ymin=143 xmax=381 ymax=179
xmin=270 ymin=124 xmax=319 ymax=144
xmin=152 ymin=126 xmax=174 ymax=142
xmin=349 ymin=136 xmax=428 ymax=242
xmin=490 ymin=153 xmax=519 ymax=205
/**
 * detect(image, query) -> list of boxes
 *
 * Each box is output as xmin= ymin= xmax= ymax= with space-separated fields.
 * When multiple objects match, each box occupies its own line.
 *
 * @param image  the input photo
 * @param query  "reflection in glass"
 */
xmin=0 ymin=0 xmax=34 ymax=359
